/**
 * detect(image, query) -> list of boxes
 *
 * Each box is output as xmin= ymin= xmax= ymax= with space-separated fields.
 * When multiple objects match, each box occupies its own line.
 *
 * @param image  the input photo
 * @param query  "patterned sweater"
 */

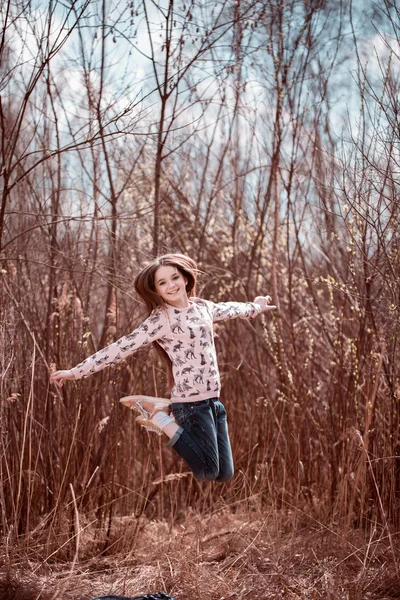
xmin=70 ymin=298 xmax=262 ymax=402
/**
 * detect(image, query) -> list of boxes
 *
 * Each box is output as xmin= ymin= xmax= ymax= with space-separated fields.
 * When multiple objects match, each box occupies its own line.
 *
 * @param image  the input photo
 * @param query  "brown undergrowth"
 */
xmin=1 ymin=510 xmax=399 ymax=600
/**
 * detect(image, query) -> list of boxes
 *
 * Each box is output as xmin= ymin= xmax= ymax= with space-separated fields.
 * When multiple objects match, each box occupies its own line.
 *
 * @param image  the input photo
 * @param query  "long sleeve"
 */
xmin=70 ymin=308 xmax=168 ymax=380
xmin=205 ymin=299 xmax=262 ymax=323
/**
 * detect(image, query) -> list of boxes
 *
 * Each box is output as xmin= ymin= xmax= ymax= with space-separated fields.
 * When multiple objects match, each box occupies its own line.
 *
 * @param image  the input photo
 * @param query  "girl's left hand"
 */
xmin=254 ymin=295 xmax=277 ymax=312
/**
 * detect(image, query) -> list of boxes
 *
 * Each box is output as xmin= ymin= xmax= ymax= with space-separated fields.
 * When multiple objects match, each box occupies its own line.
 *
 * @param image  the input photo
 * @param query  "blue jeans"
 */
xmin=167 ymin=398 xmax=234 ymax=483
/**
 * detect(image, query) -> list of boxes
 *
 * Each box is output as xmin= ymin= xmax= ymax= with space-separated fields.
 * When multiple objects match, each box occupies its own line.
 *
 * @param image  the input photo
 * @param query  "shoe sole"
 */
xmin=120 ymin=395 xmax=172 ymax=419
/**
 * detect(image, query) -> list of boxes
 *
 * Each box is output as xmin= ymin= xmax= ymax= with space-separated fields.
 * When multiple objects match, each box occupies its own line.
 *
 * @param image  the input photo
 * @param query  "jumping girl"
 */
xmin=50 ymin=254 xmax=276 ymax=482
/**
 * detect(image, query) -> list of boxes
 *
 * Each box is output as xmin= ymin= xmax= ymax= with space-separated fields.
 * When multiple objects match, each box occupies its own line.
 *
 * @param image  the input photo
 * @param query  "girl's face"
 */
xmin=154 ymin=265 xmax=189 ymax=308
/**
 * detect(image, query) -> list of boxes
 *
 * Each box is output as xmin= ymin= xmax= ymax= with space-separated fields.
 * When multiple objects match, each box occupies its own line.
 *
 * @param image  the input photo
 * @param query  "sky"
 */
xmin=2 ymin=0 xmax=397 ymax=210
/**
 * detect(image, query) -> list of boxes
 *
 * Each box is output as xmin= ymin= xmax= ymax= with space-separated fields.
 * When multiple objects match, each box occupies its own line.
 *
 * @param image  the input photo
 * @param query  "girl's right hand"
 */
xmin=50 ymin=369 xmax=75 ymax=388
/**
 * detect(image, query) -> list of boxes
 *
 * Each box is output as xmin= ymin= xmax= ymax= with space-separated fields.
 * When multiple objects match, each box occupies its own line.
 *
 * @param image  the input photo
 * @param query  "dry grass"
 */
xmin=1 ymin=510 xmax=400 ymax=600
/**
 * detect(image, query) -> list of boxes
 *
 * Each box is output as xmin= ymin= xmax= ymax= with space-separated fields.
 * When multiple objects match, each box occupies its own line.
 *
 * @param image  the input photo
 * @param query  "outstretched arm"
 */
xmin=208 ymin=295 xmax=277 ymax=322
xmin=50 ymin=308 xmax=168 ymax=386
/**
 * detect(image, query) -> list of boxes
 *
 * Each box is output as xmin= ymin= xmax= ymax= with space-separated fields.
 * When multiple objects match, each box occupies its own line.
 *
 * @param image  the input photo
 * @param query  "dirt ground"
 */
xmin=1 ymin=511 xmax=400 ymax=600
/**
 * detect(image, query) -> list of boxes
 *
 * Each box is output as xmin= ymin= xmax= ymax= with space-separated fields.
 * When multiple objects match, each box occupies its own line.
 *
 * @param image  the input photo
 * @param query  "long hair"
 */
xmin=134 ymin=254 xmax=198 ymax=394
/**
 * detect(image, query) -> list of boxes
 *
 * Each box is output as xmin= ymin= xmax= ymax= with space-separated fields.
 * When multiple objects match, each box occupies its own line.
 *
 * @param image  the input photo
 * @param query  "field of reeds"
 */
xmin=1 ymin=0 xmax=400 ymax=598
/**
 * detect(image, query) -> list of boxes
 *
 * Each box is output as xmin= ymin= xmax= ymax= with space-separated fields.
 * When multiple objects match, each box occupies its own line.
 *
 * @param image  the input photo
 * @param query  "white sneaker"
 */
xmin=135 ymin=416 xmax=164 ymax=435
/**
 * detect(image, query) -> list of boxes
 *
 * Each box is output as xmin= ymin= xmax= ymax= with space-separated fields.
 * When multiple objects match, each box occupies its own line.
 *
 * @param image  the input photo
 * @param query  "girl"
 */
xmin=51 ymin=254 xmax=276 ymax=482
